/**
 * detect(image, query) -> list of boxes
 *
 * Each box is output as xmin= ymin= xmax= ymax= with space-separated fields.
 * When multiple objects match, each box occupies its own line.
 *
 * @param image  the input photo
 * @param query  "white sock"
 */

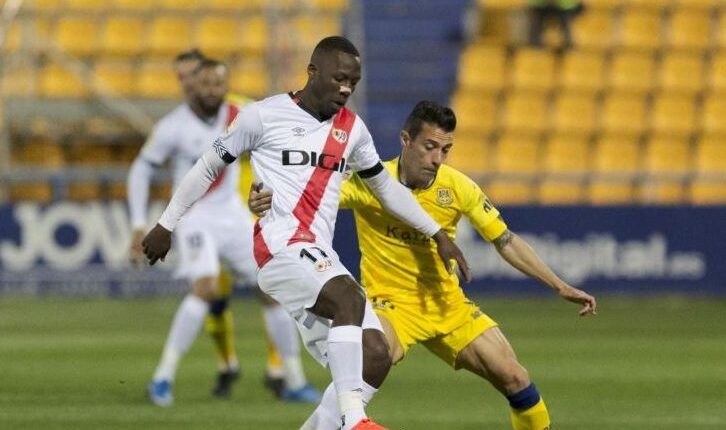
xmin=327 ymin=325 xmax=365 ymax=429
xmin=301 ymin=381 xmax=379 ymax=430
xmin=153 ymin=294 xmax=208 ymax=381
xmin=263 ymin=305 xmax=307 ymax=390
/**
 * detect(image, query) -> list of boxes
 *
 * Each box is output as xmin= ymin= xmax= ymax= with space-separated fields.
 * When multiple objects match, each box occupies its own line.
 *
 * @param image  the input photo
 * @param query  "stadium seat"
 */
xmin=239 ymin=16 xmax=268 ymax=54
xmin=701 ymin=95 xmax=726 ymax=136
xmin=558 ymin=50 xmax=605 ymax=94
xmin=588 ymin=179 xmax=635 ymax=205
xmin=4 ymin=19 xmax=51 ymax=54
xmin=93 ymin=61 xmax=135 ymax=97
xmin=151 ymin=182 xmax=172 ymax=200
xmin=599 ymin=92 xmax=648 ymax=136
xmin=26 ymin=0 xmax=62 ymax=9
xmin=620 ymin=8 xmax=662 ymax=50
xmin=229 ymin=61 xmax=269 ymax=99
xmin=148 ymin=17 xmax=192 ymax=55
xmin=689 ymin=179 xmax=726 ymax=204
xmin=446 ymin=140 xmax=490 ymax=173
xmin=719 ymin=12 xmax=726 ymax=49
xmin=101 ymin=17 xmax=145 ymax=56
xmin=538 ymin=179 xmax=585 ymax=204
xmin=458 ymin=45 xmax=507 ymax=93
xmin=608 ymin=51 xmax=656 ymax=93
xmin=572 ymin=10 xmax=613 ymax=50
xmin=137 ymin=61 xmax=179 ymax=98
xmin=501 ymin=91 xmax=549 ymax=135
xmin=492 ymin=135 xmax=540 ymax=175
xmin=112 ymin=0 xmax=154 ymax=9
xmin=294 ymin=15 xmax=342 ymax=48
xmin=451 ymin=93 xmax=498 ymax=136
xmin=668 ymin=9 xmax=711 ymax=51
xmin=592 ymin=136 xmax=641 ymax=176
xmin=694 ymin=137 xmax=726 ymax=175
xmin=643 ymin=137 xmax=691 ymax=177
xmin=54 ymin=17 xmax=98 ymax=56
xmin=639 ymin=180 xmax=686 ymax=204
xmin=160 ymin=0 xmax=198 ymax=9
xmin=66 ymin=144 xmax=116 ymax=166
xmin=542 ymin=135 xmax=590 ymax=175
xmin=650 ymin=94 xmax=697 ymax=137
xmin=208 ymin=0 xmax=260 ymax=8
xmin=40 ymin=64 xmax=89 ymax=98
xmin=585 ymin=0 xmax=623 ymax=8
xmin=658 ymin=53 xmax=705 ymax=94
xmin=195 ymin=16 xmax=240 ymax=57
xmin=67 ymin=182 xmax=103 ymax=201
xmin=674 ymin=0 xmax=720 ymax=8
xmin=108 ymin=182 xmax=127 ymax=200
xmin=65 ymin=0 xmax=106 ymax=10
xmin=484 ymin=179 xmax=535 ymax=205
xmin=629 ymin=0 xmax=672 ymax=7
xmin=707 ymin=53 xmax=726 ymax=93
xmin=13 ymin=139 xmax=65 ymax=168
xmin=551 ymin=93 xmax=597 ymax=136
xmin=1 ymin=65 xmax=37 ymax=97
xmin=511 ymin=48 xmax=556 ymax=92
xmin=8 ymin=183 xmax=54 ymax=203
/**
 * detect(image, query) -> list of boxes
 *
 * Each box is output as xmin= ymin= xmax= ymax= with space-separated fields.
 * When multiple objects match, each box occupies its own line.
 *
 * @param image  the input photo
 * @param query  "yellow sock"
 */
xmin=205 ymin=309 xmax=238 ymax=370
xmin=265 ymin=333 xmax=284 ymax=376
xmin=510 ymin=398 xmax=551 ymax=430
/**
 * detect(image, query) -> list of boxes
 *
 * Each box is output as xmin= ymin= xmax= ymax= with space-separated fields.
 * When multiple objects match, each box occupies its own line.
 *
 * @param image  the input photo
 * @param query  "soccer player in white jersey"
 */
xmin=128 ymin=58 xmax=318 ymax=406
xmin=141 ymin=36 xmax=470 ymax=430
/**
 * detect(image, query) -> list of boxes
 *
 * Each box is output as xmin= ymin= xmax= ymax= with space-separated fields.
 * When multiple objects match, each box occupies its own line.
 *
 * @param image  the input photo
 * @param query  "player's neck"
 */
xmin=189 ymin=101 xmax=219 ymax=124
xmin=397 ymin=157 xmax=434 ymax=190
xmin=293 ymin=89 xmax=329 ymax=121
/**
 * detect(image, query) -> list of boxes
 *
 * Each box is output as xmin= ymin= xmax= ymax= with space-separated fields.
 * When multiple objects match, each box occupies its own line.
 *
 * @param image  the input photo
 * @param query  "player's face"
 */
xmin=309 ymin=51 xmax=361 ymax=118
xmin=195 ymin=66 xmax=228 ymax=116
xmin=400 ymin=122 xmax=453 ymax=188
xmin=174 ymin=59 xmax=201 ymax=101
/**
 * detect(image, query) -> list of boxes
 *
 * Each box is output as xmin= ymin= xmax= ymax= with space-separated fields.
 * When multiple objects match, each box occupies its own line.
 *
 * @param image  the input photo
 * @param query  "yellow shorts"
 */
xmin=370 ymin=295 xmax=498 ymax=368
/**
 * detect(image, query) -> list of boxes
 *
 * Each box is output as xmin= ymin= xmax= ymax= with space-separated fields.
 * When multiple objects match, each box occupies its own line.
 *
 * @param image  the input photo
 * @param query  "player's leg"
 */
xmin=206 ymin=269 xmax=240 ymax=397
xmin=456 ymin=327 xmax=550 ymax=430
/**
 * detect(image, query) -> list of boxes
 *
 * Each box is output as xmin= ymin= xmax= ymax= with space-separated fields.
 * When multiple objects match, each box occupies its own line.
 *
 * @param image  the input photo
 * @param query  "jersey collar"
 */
xmin=289 ymin=92 xmax=330 ymax=123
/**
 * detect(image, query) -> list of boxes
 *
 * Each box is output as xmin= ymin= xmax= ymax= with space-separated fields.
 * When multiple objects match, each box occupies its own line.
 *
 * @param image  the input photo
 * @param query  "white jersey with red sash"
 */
xmin=213 ymin=93 xmax=381 ymax=267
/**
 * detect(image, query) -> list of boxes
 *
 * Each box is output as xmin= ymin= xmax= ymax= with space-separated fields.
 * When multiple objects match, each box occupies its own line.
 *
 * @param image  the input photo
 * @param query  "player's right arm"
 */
xmin=143 ymin=104 xmax=263 ymax=265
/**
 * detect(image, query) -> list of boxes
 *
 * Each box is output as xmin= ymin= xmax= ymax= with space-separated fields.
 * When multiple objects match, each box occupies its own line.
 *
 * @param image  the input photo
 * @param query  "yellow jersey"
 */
xmin=339 ymin=158 xmax=507 ymax=304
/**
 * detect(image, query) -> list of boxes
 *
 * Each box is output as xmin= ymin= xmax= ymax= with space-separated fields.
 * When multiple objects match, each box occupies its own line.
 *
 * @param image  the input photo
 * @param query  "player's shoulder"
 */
xmin=436 ymin=164 xmax=483 ymax=201
xmin=152 ymin=103 xmax=188 ymax=136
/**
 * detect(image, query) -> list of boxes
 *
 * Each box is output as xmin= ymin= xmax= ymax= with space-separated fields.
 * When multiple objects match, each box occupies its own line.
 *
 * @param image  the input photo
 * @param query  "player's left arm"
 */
xmin=492 ymin=226 xmax=597 ymax=316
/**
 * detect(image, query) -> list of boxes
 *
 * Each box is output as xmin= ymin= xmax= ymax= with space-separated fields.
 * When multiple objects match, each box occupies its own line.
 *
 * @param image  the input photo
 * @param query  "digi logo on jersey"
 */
xmin=281 ymin=150 xmax=347 ymax=173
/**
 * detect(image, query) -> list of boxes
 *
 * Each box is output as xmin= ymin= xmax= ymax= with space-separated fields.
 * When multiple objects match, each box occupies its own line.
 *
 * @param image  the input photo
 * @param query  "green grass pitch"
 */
xmin=1 ymin=295 xmax=724 ymax=429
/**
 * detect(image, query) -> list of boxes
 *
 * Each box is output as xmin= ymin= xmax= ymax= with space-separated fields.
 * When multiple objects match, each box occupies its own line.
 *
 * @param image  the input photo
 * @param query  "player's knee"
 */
xmin=500 ymin=364 xmax=531 ymax=395
xmin=331 ymin=279 xmax=366 ymax=320
xmin=192 ymin=277 xmax=218 ymax=302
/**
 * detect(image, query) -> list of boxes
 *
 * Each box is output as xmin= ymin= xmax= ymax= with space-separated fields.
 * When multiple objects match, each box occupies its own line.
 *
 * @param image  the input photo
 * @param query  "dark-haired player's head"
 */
xmin=193 ymin=59 xmax=229 ymax=117
xmin=304 ymin=36 xmax=361 ymax=119
xmin=399 ymin=101 xmax=457 ymax=188
xmin=174 ymin=48 xmax=206 ymax=101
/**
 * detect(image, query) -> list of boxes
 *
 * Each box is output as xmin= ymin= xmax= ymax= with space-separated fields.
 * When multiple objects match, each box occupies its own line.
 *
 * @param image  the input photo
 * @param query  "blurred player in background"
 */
xmin=250 ymin=101 xmax=597 ymax=430
xmin=128 ymin=57 xmax=318 ymax=406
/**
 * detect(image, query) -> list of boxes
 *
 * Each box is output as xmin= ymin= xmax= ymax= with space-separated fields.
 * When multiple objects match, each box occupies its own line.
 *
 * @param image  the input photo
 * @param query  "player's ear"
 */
xmin=306 ymin=63 xmax=317 ymax=81
xmin=400 ymin=130 xmax=410 ymax=148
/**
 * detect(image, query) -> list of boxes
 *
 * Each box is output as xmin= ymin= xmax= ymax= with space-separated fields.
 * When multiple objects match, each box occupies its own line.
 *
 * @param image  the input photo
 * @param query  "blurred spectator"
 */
xmin=528 ymin=0 xmax=583 ymax=49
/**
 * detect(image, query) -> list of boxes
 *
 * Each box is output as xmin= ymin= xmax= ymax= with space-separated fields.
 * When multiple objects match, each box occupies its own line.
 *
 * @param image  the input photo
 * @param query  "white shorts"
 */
xmin=257 ymin=241 xmax=383 ymax=367
xmin=174 ymin=200 xmax=256 ymax=286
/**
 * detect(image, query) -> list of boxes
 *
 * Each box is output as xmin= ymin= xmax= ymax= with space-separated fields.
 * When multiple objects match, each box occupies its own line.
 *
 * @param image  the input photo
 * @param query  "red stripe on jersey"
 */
xmin=253 ymin=220 xmax=273 ymax=268
xmin=287 ymin=107 xmax=356 ymax=245
xmin=205 ymin=104 xmax=239 ymax=196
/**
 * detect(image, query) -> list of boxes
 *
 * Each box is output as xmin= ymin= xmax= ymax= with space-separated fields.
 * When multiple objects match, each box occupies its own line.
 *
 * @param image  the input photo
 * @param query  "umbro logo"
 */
xmin=331 ymin=128 xmax=348 ymax=143
xmin=292 ymin=127 xmax=306 ymax=136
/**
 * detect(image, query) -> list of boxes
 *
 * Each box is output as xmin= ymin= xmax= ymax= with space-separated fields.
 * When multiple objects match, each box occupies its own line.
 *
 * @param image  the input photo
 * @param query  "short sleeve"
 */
xmin=339 ymin=173 xmax=373 ymax=210
xmin=139 ymin=118 xmax=177 ymax=165
xmin=346 ymin=121 xmax=380 ymax=172
xmin=212 ymin=102 xmax=263 ymax=162
xmin=461 ymin=178 xmax=508 ymax=242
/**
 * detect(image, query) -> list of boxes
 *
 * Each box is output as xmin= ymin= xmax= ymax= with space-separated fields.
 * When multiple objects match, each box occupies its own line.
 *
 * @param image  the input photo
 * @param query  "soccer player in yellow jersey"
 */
xmin=250 ymin=101 xmax=596 ymax=430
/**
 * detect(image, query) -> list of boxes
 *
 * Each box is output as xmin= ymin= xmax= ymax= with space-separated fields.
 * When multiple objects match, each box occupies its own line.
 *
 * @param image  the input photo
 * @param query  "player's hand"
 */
xmin=558 ymin=285 xmax=597 ymax=316
xmin=142 ymin=223 xmax=172 ymax=266
xmin=129 ymin=228 xmax=147 ymax=268
xmin=432 ymin=230 xmax=471 ymax=283
xmin=249 ymin=182 xmax=272 ymax=217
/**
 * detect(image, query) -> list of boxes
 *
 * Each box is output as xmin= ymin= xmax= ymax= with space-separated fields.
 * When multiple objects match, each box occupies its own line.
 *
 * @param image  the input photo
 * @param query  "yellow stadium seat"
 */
xmin=101 ymin=17 xmax=145 ymax=56
xmin=13 ymin=139 xmax=65 ymax=168
xmin=2 ymin=65 xmax=37 ymax=97
xmin=542 ymin=135 xmax=590 ymax=175
xmin=208 ymin=0 xmax=260 ymax=8
xmin=240 ymin=16 xmax=268 ymax=54
xmin=66 ymin=144 xmax=116 ymax=166
xmin=658 ymin=53 xmax=705 ymax=94
xmin=148 ymin=17 xmax=192 ymax=55
xmin=585 ymin=0 xmax=623 ymax=9
xmin=294 ymin=15 xmax=342 ymax=47
xmin=599 ymin=92 xmax=648 ymax=136
xmin=112 ymin=0 xmax=154 ymax=9
xmin=707 ymin=53 xmax=726 ymax=93
xmin=93 ymin=61 xmax=135 ymax=97
xmin=694 ymin=137 xmax=726 ymax=175
xmin=673 ymin=0 xmax=720 ymax=8
xmin=446 ymin=140 xmax=490 ymax=173
xmin=40 ymin=64 xmax=89 ymax=98
xmin=196 ymin=16 xmax=240 ymax=57
xmin=639 ymin=180 xmax=686 ymax=204
xmin=629 ymin=0 xmax=672 ymax=7
xmin=9 ymin=183 xmax=54 ymax=203
xmin=668 ymin=9 xmax=711 ymax=51
xmin=551 ymin=93 xmax=597 ymax=136
xmin=458 ymin=45 xmax=507 ymax=93
xmin=621 ymin=9 xmax=662 ymax=50
xmin=67 ymin=182 xmax=103 ymax=201
xmin=702 ymin=95 xmax=726 ymax=136
xmin=26 ymin=0 xmax=62 ymax=9
xmin=643 ymin=137 xmax=691 ymax=177
xmin=511 ymin=48 xmax=556 ymax=92
xmin=492 ymin=135 xmax=540 ymax=175
xmin=160 ymin=0 xmax=198 ymax=8
xmin=137 ymin=61 xmax=179 ymax=98
xmin=151 ymin=182 xmax=173 ymax=200
xmin=451 ymin=93 xmax=498 ymax=136
xmin=538 ymin=179 xmax=585 ymax=205
xmin=65 ymin=0 xmax=106 ymax=10
xmin=650 ymin=94 xmax=697 ymax=137
xmin=485 ymin=179 xmax=535 ymax=205
xmin=608 ymin=51 xmax=656 ymax=93
xmin=501 ymin=91 xmax=549 ymax=135
xmin=592 ymin=136 xmax=641 ymax=175
xmin=54 ymin=17 xmax=97 ymax=56
xmin=572 ymin=10 xmax=613 ymax=50
xmin=229 ymin=61 xmax=269 ymax=99
xmin=108 ymin=182 xmax=127 ymax=200
xmin=4 ymin=19 xmax=51 ymax=54
xmin=588 ymin=179 xmax=635 ymax=205
xmin=311 ymin=0 xmax=349 ymax=9
xmin=558 ymin=50 xmax=605 ymax=94
xmin=690 ymin=179 xmax=726 ymax=204
xmin=719 ymin=12 xmax=726 ymax=49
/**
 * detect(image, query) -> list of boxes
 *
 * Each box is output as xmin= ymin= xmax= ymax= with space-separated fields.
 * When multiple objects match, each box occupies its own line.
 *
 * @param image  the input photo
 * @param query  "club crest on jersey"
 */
xmin=331 ymin=128 xmax=348 ymax=144
xmin=437 ymin=188 xmax=453 ymax=206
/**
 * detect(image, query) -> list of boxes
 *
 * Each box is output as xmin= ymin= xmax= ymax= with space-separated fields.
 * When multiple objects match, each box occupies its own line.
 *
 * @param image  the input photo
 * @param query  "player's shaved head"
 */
xmin=310 ymin=36 xmax=360 ymax=63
